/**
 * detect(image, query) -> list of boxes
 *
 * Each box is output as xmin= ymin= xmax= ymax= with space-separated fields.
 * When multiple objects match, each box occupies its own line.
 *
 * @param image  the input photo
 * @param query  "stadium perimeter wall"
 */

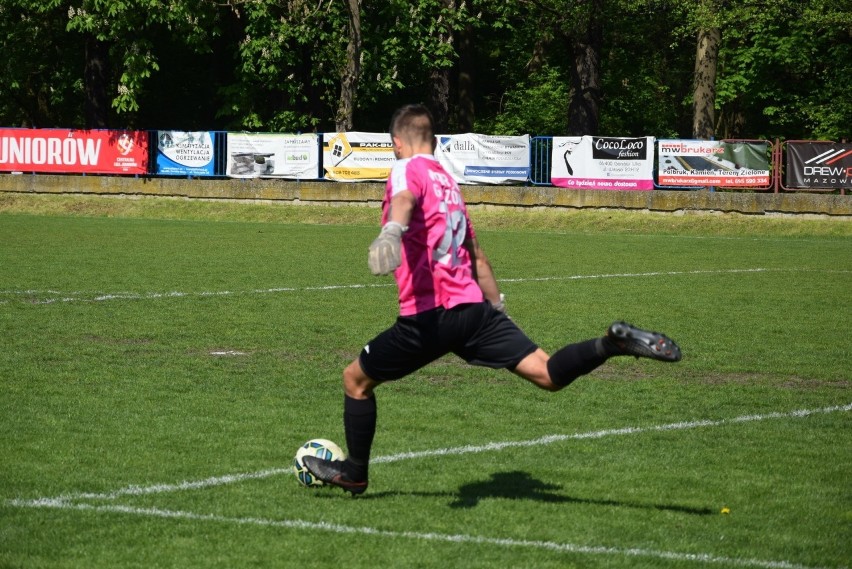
xmin=1 ymin=174 xmax=851 ymax=218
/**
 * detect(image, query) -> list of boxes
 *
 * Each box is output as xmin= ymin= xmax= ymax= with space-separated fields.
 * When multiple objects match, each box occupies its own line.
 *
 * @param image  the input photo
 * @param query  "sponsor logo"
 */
xmin=791 ymin=145 xmax=852 ymax=187
xmin=356 ymin=142 xmax=393 ymax=148
xmin=592 ymin=137 xmax=647 ymax=160
xmin=659 ymin=141 xmax=725 ymax=155
xmin=117 ymin=133 xmax=135 ymax=155
xmin=439 ymin=137 xmax=476 ymax=153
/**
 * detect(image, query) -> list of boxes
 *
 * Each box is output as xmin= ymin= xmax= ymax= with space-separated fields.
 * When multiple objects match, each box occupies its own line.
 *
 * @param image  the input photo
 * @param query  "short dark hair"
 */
xmin=389 ymin=104 xmax=434 ymax=143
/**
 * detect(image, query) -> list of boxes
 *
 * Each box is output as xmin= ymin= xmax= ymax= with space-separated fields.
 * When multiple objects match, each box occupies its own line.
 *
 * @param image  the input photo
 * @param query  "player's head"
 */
xmin=390 ymin=104 xmax=435 ymax=158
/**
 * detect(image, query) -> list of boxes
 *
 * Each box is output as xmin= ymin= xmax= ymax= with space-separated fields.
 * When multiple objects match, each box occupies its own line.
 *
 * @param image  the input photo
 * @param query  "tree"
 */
xmin=514 ymin=0 xmax=604 ymax=135
xmin=83 ymin=36 xmax=111 ymax=128
xmin=336 ymin=0 xmax=362 ymax=131
xmin=713 ymin=0 xmax=852 ymax=139
xmin=426 ymin=0 xmax=456 ymax=133
xmin=656 ymin=0 xmax=852 ymax=140
xmin=566 ymin=0 xmax=603 ymax=135
xmin=692 ymin=26 xmax=720 ymax=139
xmin=58 ymin=0 xmax=223 ymax=127
xmin=227 ymin=0 xmax=413 ymax=132
xmin=0 ymin=2 xmax=85 ymax=127
xmin=598 ymin=0 xmax=692 ymax=137
xmin=0 ymin=0 xmax=847 ymax=139
xmin=659 ymin=0 xmax=724 ymax=139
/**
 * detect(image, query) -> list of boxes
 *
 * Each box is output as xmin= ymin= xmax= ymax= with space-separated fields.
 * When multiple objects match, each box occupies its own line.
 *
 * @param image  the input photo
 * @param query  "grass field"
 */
xmin=1 ymin=194 xmax=850 ymax=568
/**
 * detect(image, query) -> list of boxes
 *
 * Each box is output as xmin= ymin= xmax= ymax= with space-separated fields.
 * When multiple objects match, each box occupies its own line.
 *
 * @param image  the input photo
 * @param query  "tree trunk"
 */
xmin=455 ymin=23 xmax=474 ymax=133
xmin=335 ymin=0 xmax=361 ymax=132
xmin=427 ymin=0 xmax=455 ymax=133
xmin=692 ymin=27 xmax=720 ymax=140
xmin=429 ymin=68 xmax=451 ymax=133
xmin=566 ymin=0 xmax=602 ymax=136
xmin=84 ymin=36 xmax=110 ymax=129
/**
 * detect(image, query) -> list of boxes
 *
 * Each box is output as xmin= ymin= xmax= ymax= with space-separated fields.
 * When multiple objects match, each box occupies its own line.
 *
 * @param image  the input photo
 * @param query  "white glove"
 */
xmin=368 ymin=222 xmax=406 ymax=275
xmin=492 ymin=293 xmax=506 ymax=314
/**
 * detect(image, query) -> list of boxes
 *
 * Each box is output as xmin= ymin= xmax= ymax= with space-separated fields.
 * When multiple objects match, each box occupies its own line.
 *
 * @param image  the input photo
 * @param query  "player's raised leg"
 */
xmin=513 ymin=321 xmax=681 ymax=391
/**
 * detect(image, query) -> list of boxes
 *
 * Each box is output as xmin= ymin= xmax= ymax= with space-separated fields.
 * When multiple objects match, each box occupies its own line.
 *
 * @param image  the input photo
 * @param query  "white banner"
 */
xmin=434 ymin=134 xmax=530 ymax=185
xmin=658 ymin=139 xmax=771 ymax=187
xmin=323 ymin=132 xmax=394 ymax=182
xmin=226 ymin=133 xmax=319 ymax=179
xmin=551 ymin=136 xmax=655 ymax=191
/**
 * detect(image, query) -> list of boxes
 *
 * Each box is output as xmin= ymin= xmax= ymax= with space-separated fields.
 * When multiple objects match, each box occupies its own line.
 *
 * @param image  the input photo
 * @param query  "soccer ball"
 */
xmin=293 ymin=438 xmax=346 ymax=487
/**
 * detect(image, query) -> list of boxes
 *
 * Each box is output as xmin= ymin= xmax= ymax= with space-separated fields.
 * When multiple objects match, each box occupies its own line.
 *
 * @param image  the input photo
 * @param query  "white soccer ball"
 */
xmin=293 ymin=438 xmax=346 ymax=488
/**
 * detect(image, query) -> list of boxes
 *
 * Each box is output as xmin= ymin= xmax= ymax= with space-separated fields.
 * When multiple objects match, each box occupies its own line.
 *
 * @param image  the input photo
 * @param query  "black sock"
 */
xmin=598 ymin=335 xmax=622 ymax=357
xmin=343 ymin=394 xmax=376 ymax=480
xmin=546 ymin=338 xmax=609 ymax=388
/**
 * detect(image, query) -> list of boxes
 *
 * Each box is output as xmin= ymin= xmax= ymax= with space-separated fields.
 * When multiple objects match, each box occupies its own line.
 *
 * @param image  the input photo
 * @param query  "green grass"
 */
xmin=1 ymin=194 xmax=850 ymax=568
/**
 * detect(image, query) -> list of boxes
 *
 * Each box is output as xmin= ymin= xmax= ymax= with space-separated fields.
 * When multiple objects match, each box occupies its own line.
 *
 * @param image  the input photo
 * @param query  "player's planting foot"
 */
xmin=606 ymin=321 xmax=682 ymax=362
xmin=302 ymin=456 xmax=368 ymax=495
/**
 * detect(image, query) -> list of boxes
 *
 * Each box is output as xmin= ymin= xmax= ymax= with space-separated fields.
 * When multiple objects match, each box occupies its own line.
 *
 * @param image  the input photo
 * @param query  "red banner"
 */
xmin=0 ymin=129 xmax=148 ymax=174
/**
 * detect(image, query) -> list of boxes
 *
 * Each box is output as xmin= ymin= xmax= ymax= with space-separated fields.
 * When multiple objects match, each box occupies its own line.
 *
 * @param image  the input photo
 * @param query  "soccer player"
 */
xmin=304 ymin=104 xmax=681 ymax=495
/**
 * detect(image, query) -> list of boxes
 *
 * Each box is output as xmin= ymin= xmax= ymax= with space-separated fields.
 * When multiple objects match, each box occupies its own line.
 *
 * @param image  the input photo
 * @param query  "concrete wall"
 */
xmin=2 ymin=173 xmax=851 ymax=217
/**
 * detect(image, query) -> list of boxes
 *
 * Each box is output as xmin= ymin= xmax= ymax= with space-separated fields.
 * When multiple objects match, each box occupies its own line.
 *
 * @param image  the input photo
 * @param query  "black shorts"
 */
xmin=359 ymin=301 xmax=538 ymax=382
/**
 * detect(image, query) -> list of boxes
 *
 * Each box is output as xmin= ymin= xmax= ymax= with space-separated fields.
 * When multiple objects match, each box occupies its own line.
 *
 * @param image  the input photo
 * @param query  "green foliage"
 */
xmin=476 ymin=65 xmax=569 ymax=135
xmin=713 ymin=0 xmax=851 ymax=139
xmin=797 ymin=34 xmax=852 ymax=140
xmin=0 ymin=0 xmax=848 ymax=137
xmin=59 ymin=0 xmax=221 ymax=120
xmin=599 ymin=1 xmax=692 ymax=137
xmin=0 ymin=2 xmax=85 ymax=126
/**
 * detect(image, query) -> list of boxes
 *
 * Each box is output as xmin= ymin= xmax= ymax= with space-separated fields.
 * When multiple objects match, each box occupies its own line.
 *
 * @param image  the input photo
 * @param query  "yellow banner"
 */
xmin=323 ymin=132 xmax=394 ymax=182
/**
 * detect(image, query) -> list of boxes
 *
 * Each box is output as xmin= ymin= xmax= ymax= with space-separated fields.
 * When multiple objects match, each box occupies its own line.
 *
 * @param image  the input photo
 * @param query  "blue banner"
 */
xmin=155 ymin=131 xmax=215 ymax=176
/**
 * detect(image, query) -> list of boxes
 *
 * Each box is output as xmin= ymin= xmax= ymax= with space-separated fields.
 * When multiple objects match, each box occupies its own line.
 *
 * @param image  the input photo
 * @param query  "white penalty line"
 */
xmin=3 ymin=501 xmax=831 ymax=569
xmin=19 ymin=403 xmax=851 ymax=505
xmin=6 ymin=267 xmax=847 ymax=305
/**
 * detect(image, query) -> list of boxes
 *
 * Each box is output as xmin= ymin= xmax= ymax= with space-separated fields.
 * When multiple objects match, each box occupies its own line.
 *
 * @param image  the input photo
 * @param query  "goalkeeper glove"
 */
xmin=368 ymin=222 xmax=406 ymax=275
xmin=492 ymin=293 xmax=506 ymax=314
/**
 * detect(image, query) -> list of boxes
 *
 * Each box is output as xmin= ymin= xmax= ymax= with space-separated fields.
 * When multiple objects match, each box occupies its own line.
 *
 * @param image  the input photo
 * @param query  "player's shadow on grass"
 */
xmin=446 ymin=471 xmax=713 ymax=515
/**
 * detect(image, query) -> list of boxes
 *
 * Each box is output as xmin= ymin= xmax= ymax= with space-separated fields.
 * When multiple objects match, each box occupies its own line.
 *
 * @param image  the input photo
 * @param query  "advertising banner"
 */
xmin=155 ymin=131 xmax=215 ymax=176
xmin=434 ymin=134 xmax=530 ymax=185
xmin=226 ymin=132 xmax=319 ymax=179
xmin=657 ymin=140 xmax=770 ymax=187
xmin=0 ymin=128 xmax=148 ymax=174
xmin=785 ymin=142 xmax=852 ymax=189
xmin=551 ymin=136 xmax=654 ymax=190
xmin=323 ymin=132 xmax=394 ymax=181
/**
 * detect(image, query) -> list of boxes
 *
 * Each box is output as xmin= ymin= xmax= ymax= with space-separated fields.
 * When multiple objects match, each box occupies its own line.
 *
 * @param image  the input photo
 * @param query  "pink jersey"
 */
xmin=384 ymin=154 xmax=484 ymax=315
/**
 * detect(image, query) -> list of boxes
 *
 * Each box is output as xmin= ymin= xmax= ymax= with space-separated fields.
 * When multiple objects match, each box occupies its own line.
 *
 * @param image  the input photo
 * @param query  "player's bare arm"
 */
xmin=386 ymin=189 xmax=416 ymax=227
xmin=368 ymin=190 xmax=416 ymax=275
xmin=465 ymin=236 xmax=503 ymax=310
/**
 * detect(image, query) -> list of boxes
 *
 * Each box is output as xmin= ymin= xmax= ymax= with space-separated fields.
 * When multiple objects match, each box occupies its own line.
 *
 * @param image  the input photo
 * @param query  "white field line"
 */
xmin=8 ymin=404 xmax=848 ymax=569
xmin=4 ymin=267 xmax=850 ymax=306
xmin=371 ymin=403 xmax=852 ymax=465
xmin=17 ymin=403 xmax=850 ymax=505
xmin=2 ymin=502 xmax=831 ymax=569
xmin=0 ymin=283 xmax=396 ymax=305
